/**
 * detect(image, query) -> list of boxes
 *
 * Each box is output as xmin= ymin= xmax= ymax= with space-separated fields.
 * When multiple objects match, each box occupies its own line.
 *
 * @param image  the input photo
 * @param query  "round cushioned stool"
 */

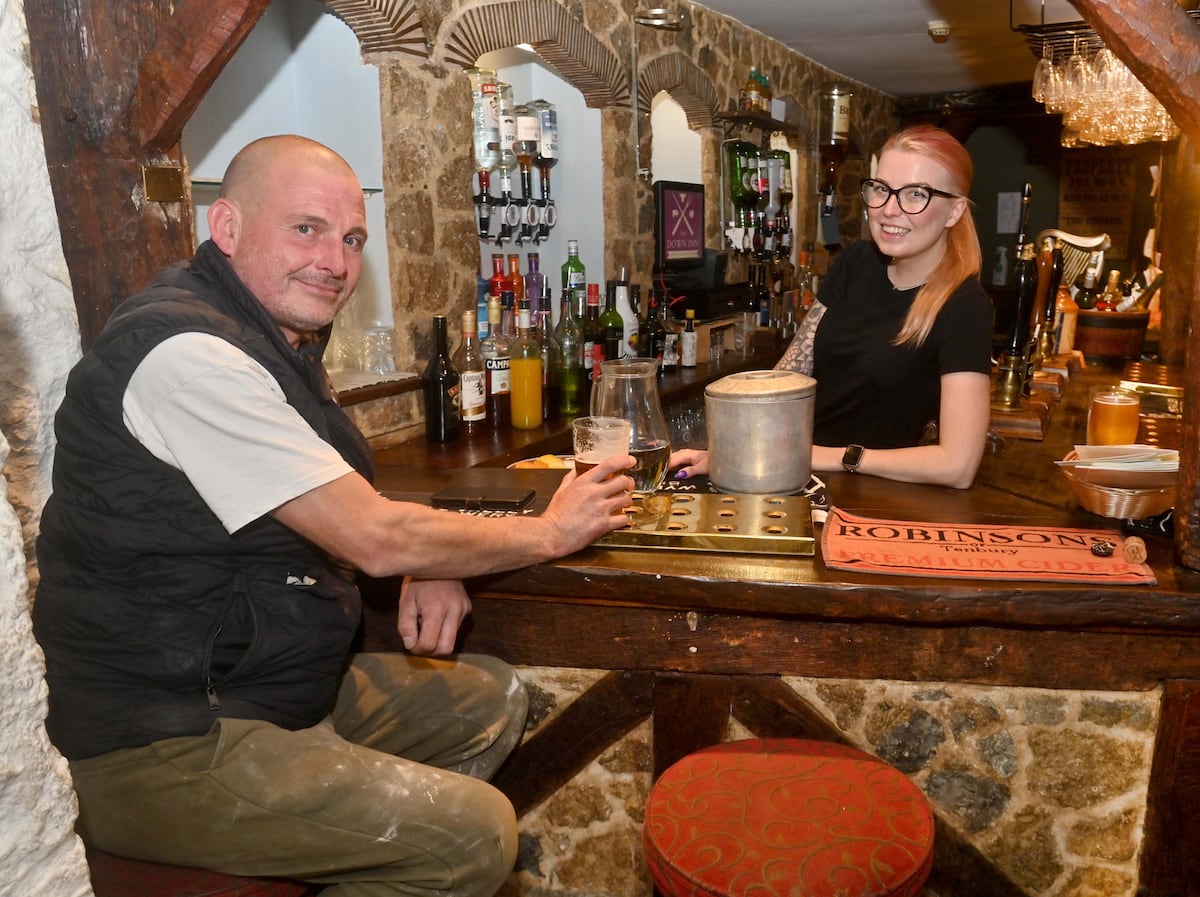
xmin=644 ymin=738 xmax=935 ymax=897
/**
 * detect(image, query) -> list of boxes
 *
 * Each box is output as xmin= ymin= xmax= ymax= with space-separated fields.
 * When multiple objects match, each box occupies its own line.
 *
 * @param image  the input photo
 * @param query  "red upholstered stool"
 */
xmin=86 ymin=848 xmax=315 ymax=897
xmin=644 ymin=738 xmax=935 ymax=897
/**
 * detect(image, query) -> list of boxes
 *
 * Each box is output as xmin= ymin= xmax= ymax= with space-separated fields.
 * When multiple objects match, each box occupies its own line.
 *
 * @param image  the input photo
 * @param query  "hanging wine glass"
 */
xmin=1031 ymin=44 xmax=1055 ymax=104
xmin=1042 ymin=63 xmax=1067 ymax=114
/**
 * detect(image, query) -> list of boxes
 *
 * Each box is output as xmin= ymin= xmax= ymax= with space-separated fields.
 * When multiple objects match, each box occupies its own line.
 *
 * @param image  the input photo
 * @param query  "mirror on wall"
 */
xmin=474 ymin=46 xmax=604 ymax=329
xmin=182 ymin=0 xmax=391 ymax=379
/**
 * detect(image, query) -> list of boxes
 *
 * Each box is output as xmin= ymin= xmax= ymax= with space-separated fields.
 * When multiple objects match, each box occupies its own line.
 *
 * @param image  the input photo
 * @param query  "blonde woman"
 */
xmin=673 ymin=125 xmax=992 ymax=489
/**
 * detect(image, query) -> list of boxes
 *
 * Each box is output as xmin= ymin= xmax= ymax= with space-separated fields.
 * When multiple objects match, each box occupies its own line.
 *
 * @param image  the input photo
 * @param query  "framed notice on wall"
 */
xmin=1058 ymin=148 xmax=1136 ymax=253
xmin=653 ymin=181 xmax=704 ymax=271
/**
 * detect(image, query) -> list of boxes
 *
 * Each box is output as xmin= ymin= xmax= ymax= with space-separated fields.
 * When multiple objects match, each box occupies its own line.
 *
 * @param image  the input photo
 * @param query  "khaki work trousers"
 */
xmin=69 ymin=653 xmax=528 ymax=897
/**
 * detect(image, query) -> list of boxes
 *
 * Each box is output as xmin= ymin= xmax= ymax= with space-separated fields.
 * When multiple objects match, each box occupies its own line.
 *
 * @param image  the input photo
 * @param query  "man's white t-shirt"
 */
xmin=122 ymin=332 xmax=354 ymax=533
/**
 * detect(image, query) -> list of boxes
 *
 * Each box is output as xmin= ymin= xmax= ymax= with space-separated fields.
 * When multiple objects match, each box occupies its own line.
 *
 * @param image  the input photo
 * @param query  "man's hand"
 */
xmin=398 ymin=577 xmax=471 ymax=655
xmin=539 ymin=455 xmax=635 ymax=556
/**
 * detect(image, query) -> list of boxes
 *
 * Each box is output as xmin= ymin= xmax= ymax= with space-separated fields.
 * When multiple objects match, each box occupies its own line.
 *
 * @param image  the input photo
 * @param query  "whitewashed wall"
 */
xmin=0 ymin=1 xmax=94 ymax=894
xmin=474 ymin=50 xmax=605 ymax=329
xmin=184 ymin=0 xmax=389 ymax=333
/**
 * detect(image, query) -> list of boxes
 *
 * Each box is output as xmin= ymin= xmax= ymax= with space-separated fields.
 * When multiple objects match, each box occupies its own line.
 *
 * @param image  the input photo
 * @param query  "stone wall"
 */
xmin=359 ymin=0 xmax=896 ymax=440
xmin=506 ymin=668 xmax=1158 ymax=897
xmin=0 ymin=433 xmax=92 ymax=896
xmin=0 ymin=1 xmax=93 ymax=892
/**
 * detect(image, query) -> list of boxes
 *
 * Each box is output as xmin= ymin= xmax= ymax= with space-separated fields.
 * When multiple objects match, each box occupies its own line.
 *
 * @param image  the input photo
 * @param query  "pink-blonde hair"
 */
xmin=882 ymin=125 xmax=982 ymax=347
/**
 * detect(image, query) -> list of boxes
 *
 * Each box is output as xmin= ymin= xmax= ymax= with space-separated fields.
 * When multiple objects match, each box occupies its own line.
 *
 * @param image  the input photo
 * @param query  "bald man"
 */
xmin=34 ymin=135 xmax=634 ymax=897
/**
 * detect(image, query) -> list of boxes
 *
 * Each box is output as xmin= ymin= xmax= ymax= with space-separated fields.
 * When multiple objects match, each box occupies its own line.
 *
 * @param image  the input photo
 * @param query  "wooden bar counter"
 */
xmin=364 ymin=358 xmax=1199 ymax=897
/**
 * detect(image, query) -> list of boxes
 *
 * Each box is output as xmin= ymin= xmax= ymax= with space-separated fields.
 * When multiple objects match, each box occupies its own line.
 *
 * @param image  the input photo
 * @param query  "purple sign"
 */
xmin=654 ymin=181 xmax=704 ymax=269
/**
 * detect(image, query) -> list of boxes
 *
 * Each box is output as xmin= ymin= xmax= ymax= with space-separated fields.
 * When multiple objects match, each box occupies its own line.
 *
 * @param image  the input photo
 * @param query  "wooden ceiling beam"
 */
xmin=1070 ymin=0 xmax=1200 ymax=145
xmin=133 ymin=0 xmax=270 ymax=151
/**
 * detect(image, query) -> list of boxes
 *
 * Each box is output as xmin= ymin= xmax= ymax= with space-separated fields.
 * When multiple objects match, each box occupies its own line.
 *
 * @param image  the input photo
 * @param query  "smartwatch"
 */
xmin=842 ymin=444 xmax=865 ymax=473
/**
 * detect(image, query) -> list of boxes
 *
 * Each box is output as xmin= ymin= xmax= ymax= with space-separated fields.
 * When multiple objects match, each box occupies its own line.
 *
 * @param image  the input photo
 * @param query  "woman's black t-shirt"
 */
xmin=812 ymin=239 xmax=993 ymax=449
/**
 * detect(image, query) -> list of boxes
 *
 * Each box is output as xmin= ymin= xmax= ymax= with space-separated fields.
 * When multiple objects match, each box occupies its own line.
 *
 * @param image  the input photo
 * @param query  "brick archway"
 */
xmin=637 ymin=52 xmax=719 ymax=130
xmin=322 ymin=0 xmax=427 ymax=56
xmin=435 ymin=0 xmax=628 ymax=108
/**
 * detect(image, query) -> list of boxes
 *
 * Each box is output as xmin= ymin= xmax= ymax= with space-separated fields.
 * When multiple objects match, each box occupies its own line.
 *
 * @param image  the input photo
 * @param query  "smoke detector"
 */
xmin=928 ymin=19 xmax=951 ymax=42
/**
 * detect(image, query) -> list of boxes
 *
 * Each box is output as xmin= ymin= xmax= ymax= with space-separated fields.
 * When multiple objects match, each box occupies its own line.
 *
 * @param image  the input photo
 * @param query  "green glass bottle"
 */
xmin=601 ymin=279 xmax=624 ymax=363
xmin=725 ymin=140 xmax=761 ymax=229
xmin=556 ymin=288 xmax=585 ymax=418
xmin=537 ymin=298 xmax=560 ymax=421
xmin=561 ymin=239 xmax=586 ymax=296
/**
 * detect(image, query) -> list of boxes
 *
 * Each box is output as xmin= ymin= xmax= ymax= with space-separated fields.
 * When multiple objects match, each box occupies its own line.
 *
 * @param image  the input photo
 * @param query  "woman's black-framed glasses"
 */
xmin=860 ymin=178 xmax=959 ymax=215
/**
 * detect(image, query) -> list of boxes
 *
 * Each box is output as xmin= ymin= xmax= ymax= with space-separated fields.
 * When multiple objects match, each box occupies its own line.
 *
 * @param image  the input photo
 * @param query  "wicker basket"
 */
xmin=1060 ymin=452 xmax=1176 ymax=519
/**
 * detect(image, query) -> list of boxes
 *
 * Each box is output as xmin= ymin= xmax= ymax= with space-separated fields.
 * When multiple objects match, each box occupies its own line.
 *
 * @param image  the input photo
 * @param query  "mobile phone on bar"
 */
xmin=430 ymin=486 xmax=536 ymax=511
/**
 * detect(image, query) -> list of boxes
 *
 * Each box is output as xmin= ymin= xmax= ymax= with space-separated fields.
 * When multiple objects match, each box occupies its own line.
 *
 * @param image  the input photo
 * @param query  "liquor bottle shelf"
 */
xmin=715 ymin=110 xmax=798 ymax=137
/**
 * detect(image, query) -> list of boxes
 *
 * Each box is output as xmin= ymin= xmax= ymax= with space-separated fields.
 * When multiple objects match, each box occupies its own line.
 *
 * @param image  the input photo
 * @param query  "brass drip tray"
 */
xmin=596 ymin=492 xmax=815 ymax=555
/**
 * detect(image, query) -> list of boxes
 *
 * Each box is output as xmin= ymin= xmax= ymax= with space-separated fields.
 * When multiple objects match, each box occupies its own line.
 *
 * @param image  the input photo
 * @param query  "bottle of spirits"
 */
xmin=481 ymin=294 xmax=511 ymax=430
xmin=504 ymin=253 xmax=524 ymax=337
xmin=601 ymin=279 xmax=625 ymax=363
xmin=659 ymin=294 xmax=678 ymax=374
xmin=421 ymin=314 xmax=460 ymax=442
xmin=755 ymin=263 xmax=771 ymax=326
xmin=488 ymin=253 xmax=509 ymax=301
xmin=525 ymin=251 xmax=546 ymax=320
xmin=1096 ymin=269 xmax=1122 ymax=312
xmin=466 ymin=68 xmax=499 ymax=236
xmin=680 ymin=309 xmax=698 ymax=368
xmin=553 ymin=286 xmax=570 ymax=344
xmin=506 ymin=253 xmax=525 ymax=304
xmin=1116 ymin=276 xmax=1138 ymax=313
xmin=631 ymin=284 xmax=646 ymax=357
xmin=509 ymin=297 xmax=543 ymax=430
xmin=582 ymin=282 xmax=604 ymax=406
xmin=529 ymin=98 xmax=558 ymax=206
xmin=475 ymin=262 xmax=490 ymax=340
xmin=537 ymin=301 xmax=560 ymax=421
xmin=795 ymin=244 xmax=815 ymax=311
xmin=614 ymin=268 xmax=637 ymax=358
xmin=641 ymin=289 xmax=667 ymax=368
xmin=772 ymin=147 xmax=794 ymax=251
xmin=557 ymin=287 xmax=585 ymax=418
xmin=739 ymin=67 xmax=762 ymax=112
xmin=494 ymin=82 xmax=519 ymax=213
xmin=1074 ymin=257 xmax=1100 ymax=310
xmin=818 ymin=82 xmax=852 ymax=201
xmin=562 ymin=239 xmax=586 ymax=296
xmin=513 ymin=103 xmax=539 ymax=207
xmin=453 ymin=309 xmax=486 ymax=435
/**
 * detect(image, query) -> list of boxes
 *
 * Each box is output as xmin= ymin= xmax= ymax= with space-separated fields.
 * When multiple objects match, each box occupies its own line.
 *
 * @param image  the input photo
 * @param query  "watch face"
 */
xmin=843 ymin=444 xmax=864 ymax=470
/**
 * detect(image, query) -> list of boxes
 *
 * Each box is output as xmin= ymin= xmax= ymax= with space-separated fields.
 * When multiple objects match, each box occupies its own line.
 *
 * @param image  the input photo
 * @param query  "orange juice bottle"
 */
xmin=509 ymin=297 xmax=543 ymax=429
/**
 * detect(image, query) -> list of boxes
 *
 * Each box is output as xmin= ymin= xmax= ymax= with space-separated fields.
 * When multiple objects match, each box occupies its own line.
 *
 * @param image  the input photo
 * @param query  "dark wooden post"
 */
xmin=1072 ymin=0 xmax=1200 ymax=570
xmin=24 ymin=0 xmax=268 ymax=351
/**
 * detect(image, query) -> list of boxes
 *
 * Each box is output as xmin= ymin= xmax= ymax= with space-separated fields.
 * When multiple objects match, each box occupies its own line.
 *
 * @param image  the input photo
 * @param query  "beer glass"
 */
xmin=571 ymin=417 xmax=632 ymax=477
xmin=1087 ymin=387 xmax=1141 ymax=445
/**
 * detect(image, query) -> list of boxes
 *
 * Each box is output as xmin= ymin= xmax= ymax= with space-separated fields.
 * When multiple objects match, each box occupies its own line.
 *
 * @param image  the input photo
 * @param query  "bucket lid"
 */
xmin=705 ymin=369 xmax=816 ymax=400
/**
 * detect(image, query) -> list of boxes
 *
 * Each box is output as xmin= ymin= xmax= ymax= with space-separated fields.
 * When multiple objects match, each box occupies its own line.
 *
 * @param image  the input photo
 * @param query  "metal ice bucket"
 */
xmin=705 ymin=369 xmax=816 ymax=494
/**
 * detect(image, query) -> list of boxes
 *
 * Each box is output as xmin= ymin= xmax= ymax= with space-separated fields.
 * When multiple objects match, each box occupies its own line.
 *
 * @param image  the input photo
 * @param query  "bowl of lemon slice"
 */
xmin=508 ymin=454 xmax=573 ymax=470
